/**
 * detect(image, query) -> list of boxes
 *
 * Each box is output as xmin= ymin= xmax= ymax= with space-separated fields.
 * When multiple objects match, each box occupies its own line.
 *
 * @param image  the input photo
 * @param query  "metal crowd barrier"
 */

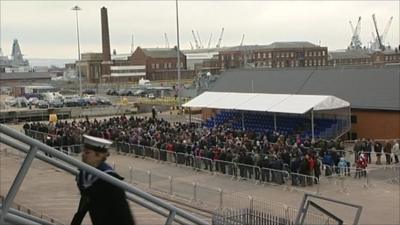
xmin=260 ymin=168 xmax=289 ymax=185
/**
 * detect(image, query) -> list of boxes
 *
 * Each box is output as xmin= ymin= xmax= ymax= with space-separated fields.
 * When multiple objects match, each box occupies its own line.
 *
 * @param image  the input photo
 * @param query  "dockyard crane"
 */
xmin=207 ymin=33 xmax=212 ymax=49
xmin=191 ymin=30 xmax=200 ymax=49
xmin=372 ymin=14 xmax=384 ymax=51
xmin=349 ymin=16 xmax=362 ymax=49
xmin=381 ymin=16 xmax=393 ymax=45
xmin=196 ymin=30 xmax=204 ymax=48
xmin=189 ymin=41 xmax=194 ymax=50
xmin=164 ymin=33 xmax=170 ymax=48
xmin=349 ymin=21 xmax=355 ymax=35
xmin=216 ymin=27 xmax=224 ymax=48
xmin=240 ymin=34 xmax=245 ymax=46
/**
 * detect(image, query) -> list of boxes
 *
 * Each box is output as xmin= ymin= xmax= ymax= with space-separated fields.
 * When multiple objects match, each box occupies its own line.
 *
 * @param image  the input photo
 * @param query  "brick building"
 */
xmin=328 ymin=48 xmax=400 ymax=66
xmin=218 ymin=42 xmax=328 ymax=70
xmin=128 ymin=47 xmax=194 ymax=81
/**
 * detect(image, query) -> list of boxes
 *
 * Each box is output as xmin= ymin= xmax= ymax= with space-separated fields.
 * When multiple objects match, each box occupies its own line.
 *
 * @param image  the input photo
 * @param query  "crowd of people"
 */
xmin=23 ymin=115 xmax=400 ymax=186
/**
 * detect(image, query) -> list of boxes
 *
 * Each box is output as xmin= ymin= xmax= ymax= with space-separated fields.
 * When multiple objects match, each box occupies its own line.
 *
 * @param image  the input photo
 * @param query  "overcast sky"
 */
xmin=1 ymin=0 xmax=399 ymax=59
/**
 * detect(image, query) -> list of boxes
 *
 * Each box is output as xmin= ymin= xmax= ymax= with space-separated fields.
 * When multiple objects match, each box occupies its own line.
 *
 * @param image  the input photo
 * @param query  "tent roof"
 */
xmin=183 ymin=92 xmax=350 ymax=114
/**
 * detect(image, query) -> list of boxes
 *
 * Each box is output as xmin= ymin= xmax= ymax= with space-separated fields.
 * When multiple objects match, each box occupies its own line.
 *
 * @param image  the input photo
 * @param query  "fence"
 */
xmin=115 ymin=142 xmax=322 ymax=191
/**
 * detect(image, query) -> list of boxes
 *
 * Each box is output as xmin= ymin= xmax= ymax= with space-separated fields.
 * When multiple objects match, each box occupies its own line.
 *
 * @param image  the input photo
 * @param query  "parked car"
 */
xmin=147 ymin=93 xmax=155 ymax=99
xmin=106 ymin=89 xmax=118 ymax=95
xmin=28 ymin=97 xmax=40 ymax=106
xmin=83 ymin=89 xmax=96 ymax=95
xmin=133 ymin=89 xmax=148 ymax=97
xmin=117 ymin=89 xmax=134 ymax=96
xmin=49 ymin=99 xmax=63 ymax=108
xmin=96 ymin=96 xmax=112 ymax=105
xmin=37 ymin=100 xmax=49 ymax=109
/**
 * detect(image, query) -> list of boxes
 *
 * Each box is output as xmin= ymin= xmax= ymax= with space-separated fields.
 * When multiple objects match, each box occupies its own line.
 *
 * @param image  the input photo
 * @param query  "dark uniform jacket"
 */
xmin=72 ymin=162 xmax=135 ymax=225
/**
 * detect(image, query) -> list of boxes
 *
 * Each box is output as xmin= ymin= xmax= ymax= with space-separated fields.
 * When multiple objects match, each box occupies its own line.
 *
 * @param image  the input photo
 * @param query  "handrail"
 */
xmin=1 ymin=136 xmax=190 ymax=225
xmin=0 ymin=124 xmax=209 ymax=225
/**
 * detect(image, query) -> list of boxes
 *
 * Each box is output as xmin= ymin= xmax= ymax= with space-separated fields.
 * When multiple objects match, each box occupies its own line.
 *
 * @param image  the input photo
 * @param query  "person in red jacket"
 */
xmin=355 ymin=153 xmax=368 ymax=178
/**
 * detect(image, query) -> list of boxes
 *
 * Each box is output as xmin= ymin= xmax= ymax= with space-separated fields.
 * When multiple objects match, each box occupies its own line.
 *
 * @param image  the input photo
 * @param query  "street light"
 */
xmin=175 ymin=0 xmax=182 ymax=109
xmin=71 ymin=5 xmax=82 ymax=96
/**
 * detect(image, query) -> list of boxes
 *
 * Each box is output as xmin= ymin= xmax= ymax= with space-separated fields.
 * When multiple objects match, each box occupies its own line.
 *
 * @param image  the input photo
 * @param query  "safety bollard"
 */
xmin=147 ymin=170 xmax=152 ymax=189
xmin=218 ymin=188 xmax=223 ymax=209
xmin=129 ymin=166 xmax=133 ymax=184
xmin=169 ymin=176 xmax=173 ymax=196
xmin=192 ymin=182 xmax=197 ymax=202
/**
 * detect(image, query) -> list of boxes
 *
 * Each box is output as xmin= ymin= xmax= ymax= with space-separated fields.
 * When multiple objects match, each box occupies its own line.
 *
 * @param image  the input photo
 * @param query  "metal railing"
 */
xmin=0 ymin=124 xmax=209 ymax=225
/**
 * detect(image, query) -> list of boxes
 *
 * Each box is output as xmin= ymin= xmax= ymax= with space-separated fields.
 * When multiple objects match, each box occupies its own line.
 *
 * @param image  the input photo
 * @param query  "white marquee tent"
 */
xmin=183 ymin=92 xmax=351 ymax=140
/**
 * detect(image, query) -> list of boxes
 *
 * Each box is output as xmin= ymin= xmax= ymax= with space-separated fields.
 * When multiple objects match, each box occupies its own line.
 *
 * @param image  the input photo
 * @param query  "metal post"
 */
xmin=175 ymin=0 xmax=182 ymax=109
xmin=0 ymin=146 xmax=38 ymax=222
xmin=311 ymin=109 xmax=315 ymax=143
xmin=147 ymin=170 xmax=152 ymax=189
xmin=169 ymin=176 xmax=173 ymax=195
xmin=192 ymin=182 xmax=197 ymax=202
xmin=274 ymin=113 xmax=277 ymax=131
xmin=72 ymin=5 xmax=82 ymax=96
xmin=241 ymin=111 xmax=245 ymax=131
xmin=165 ymin=210 xmax=176 ymax=225
xmin=218 ymin=188 xmax=223 ymax=209
xmin=189 ymin=107 xmax=192 ymax=123
xmin=112 ymin=161 xmax=115 ymax=170
xmin=129 ymin=166 xmax=133 ymax=183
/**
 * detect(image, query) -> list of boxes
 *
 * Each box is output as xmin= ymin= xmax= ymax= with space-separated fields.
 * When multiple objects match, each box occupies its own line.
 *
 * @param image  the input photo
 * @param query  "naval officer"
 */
xmin=71 ymin=135 xmax=135 ymax=225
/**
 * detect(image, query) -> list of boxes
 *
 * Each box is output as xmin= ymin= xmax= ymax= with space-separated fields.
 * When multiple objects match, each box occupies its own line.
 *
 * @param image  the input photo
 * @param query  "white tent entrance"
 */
xmin=183 ymin=92 xmax=351 ymax=140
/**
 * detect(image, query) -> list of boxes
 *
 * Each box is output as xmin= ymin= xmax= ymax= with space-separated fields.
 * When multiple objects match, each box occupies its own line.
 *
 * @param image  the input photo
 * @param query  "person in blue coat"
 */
xmin=71 ymin=135 xmax=135 ymax=225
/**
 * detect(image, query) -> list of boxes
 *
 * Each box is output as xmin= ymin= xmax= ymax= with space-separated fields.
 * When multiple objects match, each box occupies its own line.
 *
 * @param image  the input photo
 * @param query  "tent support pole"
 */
xmin=241 ymin=111 xmax=245 ymax=131
xmin=274 ymin=113 xmax=277 ymax=131
xmin=311 ymin=109 xmax=315 ymax=143
xmin=189 ymin=107 xmax=192 ymax=123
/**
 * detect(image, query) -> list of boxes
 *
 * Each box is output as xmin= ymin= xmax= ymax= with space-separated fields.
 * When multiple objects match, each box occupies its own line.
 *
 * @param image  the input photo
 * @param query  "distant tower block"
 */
xmin=101 ymin=7 xmax=112 ymax=77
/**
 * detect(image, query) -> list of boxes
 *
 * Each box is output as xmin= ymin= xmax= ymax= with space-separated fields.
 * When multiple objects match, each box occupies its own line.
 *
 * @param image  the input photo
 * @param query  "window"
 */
xmin=322 ymin=59 xmax=326 ymax=66
xmin=151 ymin=63 xmax=155 ymax=69
xmin=286 ymin=52 xmax=289 ymax=57
xmin=155 ymin=63 xmax=159 ymax=69
xmin=164 ymin=63 xmax=168 ymax=69
xmin=258 ymin=53 xmax=261 ymax=58
xmin=263 ymin=53 xmax=266 ymax=58
xmin=268 ymin=52 xmax=272 ymax=58
xmin=351 ymin=115 xmax=357 ymax=124
xmin=318 ymin=51 xmax=321 ymax=56
xmin=290 ymin=52 xmax=294 ymax=57
xmin=168 ymin=62 xmax=172 ymax=68
xmin=231 ymin=54 xmax=234 ymax=60
xmin=322 ymin=51 xmax=325 ymax=56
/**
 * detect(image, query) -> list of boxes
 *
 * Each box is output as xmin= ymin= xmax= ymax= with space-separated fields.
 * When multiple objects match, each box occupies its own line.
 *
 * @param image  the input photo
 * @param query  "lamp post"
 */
xmin=175 ymin=0 xmax=182 ymax=109
xmin=71 ymin=5 xmax=82 ymax=96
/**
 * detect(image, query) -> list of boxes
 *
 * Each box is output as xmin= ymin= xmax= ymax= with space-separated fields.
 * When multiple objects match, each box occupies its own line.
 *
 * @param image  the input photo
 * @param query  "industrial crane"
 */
xmin=164 ymin=33 xmax=170 ymax=48
xmin=349 ymin=16 xmax=362 ymax=49
xmin=240 ymin=34 xmax=245 ymax=46
xmin=189 ymin=41 xmax=194 ymax=50
xmin=372 ymin=14 xmax=384 ymax=51
xmin=196 ymin=30 xmax=204 ymax=48
xmin=191 ymin=30 xmax=200 ymax=49
xmin=207 ymin=33 xmax=212 ymax=49
xmin=381 ymin=16 xmax=393 ymax=45
xmin=216 ymin=27 xmax=224 ymax=48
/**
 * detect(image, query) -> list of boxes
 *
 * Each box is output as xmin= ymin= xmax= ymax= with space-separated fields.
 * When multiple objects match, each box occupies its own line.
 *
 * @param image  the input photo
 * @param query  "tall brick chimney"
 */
xmin=101 ymin=7 xmax=112 ymax=76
